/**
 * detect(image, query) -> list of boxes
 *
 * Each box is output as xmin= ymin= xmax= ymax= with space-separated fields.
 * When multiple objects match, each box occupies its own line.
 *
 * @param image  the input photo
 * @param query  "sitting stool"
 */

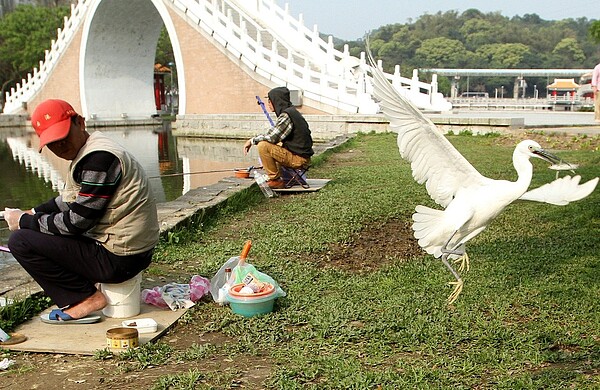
xmin=280 ymin=166 xmax=310 ymax=189
xmin=100 ymin=272 xmax=142 ymax=318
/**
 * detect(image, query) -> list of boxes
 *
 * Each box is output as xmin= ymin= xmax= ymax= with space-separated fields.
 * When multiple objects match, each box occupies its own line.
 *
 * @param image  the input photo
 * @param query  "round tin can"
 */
xmin=106 ymin=327 xmax=139 ymax=351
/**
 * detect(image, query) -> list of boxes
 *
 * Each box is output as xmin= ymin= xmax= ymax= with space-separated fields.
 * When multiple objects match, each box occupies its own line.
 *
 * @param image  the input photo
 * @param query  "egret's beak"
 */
xmin=533 ymin=147 xmax=578 ymax=174
xmin=532 ymin=147 xmax=561 ymax=165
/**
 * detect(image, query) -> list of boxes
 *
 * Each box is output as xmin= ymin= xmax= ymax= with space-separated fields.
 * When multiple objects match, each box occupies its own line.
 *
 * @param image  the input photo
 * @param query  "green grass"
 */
xmin=5 ymin=132 xmax=597 ymax=388
xmin=148 ymin=132 xmax=600 ymax=388
xmin=0 ymin=294 xmax=51 ymax=332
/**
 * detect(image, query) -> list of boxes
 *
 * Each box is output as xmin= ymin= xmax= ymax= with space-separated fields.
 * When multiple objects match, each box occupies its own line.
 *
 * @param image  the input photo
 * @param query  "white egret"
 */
xmin=367 ymin=51 xmax=599 ymax=304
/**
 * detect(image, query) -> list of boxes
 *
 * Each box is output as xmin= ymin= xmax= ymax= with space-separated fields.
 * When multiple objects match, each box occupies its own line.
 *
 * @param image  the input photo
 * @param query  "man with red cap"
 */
xmin=4 ymin=99 xmax=159 ymax=323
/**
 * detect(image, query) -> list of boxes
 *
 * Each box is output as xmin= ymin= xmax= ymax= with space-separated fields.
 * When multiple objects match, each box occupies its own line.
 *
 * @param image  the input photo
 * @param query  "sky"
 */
xmin=280 ymin=0 xmax=597 ymax=41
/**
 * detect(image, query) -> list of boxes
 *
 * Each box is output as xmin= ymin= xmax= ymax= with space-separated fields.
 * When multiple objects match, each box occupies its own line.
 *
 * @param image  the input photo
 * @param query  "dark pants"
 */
xmin=8 ymin=229 xmax=153 ymax=308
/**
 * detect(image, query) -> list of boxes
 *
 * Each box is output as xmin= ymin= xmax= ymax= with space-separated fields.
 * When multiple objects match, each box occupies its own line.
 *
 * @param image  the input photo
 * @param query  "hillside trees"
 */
xmin=591 ymin=21 xmax=600 ymax=43
xmin=349 ymin=10 xmax=599 ymax=96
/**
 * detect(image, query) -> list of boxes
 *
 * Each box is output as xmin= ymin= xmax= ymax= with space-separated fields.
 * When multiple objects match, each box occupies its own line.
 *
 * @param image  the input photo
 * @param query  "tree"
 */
xmin=475 ymin=43 xmax=531 ymax=68
xmin=0 ymin=5 xmax=69 ymax=109
xmin=590 ymin=21 xmax=600 ymax=43
xmin=552 ymin=37 xmax=586 ymax=66
xmin=414 ymin=37 xmax=470 ymax=68
xmin=155 ymin=27 xmax=174 ymax=67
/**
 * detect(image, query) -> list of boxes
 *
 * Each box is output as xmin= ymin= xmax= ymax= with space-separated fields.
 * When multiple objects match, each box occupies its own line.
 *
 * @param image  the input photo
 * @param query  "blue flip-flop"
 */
xmin=40 ymin=309 xmax=101 ymax=325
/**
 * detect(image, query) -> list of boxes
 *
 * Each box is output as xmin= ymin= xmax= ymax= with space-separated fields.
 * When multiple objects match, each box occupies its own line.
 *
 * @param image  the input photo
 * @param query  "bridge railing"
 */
xmin=177 ymin=0 xmax=449 ymax=113
xmin=3 ymin=0 xmax=90 ymax=114
xmin=174 ymin=0 xmax=370 ymax=112
xmin=246 ymin=0 xmax=346 ymax=69
xmin=244 ymin=0 xmax=450 ymax=112
xmin=3 ymin=0 xmax=451 ymax=115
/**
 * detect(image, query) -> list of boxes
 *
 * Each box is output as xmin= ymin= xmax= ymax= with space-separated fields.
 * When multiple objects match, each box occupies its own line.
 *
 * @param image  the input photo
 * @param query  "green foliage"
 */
xmin=0 ymin=294 xmax=52 ymax=332
xmin=415 ymin=37 xmax=469 ymax=67
xmin=152 ymin=369 xmax=204 ymax=390
xmin=117 ymin=341 xmax=174 ymax=369
xmin=590 ymin=21 xmax=600 ymax=43
xmin=0 ymin=5 xmax=69 ymax=99
xmin=155 ymin=27 xmax=174 ymax=67
xmin=552 ymin=38 xmax=586 ymax=65
xmin=353 ymin=10 xmax=600 ymax=96
xmin=476 ymin=43 xmax=531 ymax=68
xmin=178 ymin=343 xmax=217 ymax=360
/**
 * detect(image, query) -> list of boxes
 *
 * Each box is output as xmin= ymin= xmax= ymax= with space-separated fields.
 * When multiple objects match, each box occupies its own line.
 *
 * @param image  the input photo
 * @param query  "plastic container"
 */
xmin=121 ymin=318 xmax=158 ymax=334
xmin=254 ymin=172 xmax=275 ymax=198
xmin=106 ymin=327 xmax=139 ymax=352
xmin=234 ymin=169 xmax=250 ymax=178
xmin=227 ymin=283 xmax=276 ymax=317
xmin=100 ymin=273 xmax=142 ymax=318
xmin=228 ymin=283 xmax=274 ymax=298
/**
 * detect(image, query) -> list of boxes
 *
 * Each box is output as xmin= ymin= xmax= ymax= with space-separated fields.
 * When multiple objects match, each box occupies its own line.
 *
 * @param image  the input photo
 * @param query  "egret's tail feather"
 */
xmin=412 ymin=205 xmax=446 ymax=257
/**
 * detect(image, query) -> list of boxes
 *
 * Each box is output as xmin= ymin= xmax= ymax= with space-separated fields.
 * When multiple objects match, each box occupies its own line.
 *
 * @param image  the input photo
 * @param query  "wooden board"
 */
xmin=0 ymin=303 xmax=188 ymax=355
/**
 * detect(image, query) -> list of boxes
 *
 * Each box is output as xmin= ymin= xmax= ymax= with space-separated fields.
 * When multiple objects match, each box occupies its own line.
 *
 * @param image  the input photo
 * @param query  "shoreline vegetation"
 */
xmin=2 ymin=131 xmax=600 ymax=388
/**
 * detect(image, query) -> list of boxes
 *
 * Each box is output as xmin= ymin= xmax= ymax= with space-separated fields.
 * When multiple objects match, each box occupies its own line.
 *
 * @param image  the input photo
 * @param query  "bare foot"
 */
xmin=63 ymin=290 xmax=107 ymax=319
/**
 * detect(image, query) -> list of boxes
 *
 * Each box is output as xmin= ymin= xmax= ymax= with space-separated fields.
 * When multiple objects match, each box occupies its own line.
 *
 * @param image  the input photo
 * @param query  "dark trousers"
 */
xmin=8 ymin=229 xmax=153 ymax=308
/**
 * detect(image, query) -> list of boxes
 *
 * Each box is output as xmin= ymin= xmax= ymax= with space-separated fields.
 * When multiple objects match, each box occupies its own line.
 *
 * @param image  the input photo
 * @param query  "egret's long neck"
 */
xmin=513 ymin=153 xmax=534 ymax=190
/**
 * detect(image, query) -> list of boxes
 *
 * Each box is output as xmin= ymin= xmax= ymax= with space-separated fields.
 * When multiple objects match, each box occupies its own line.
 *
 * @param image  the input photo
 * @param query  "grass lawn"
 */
xmin=2 ymin=131 xmax=599 ymax=389
xmin=145 ymin=131 xmax=600 ymax=389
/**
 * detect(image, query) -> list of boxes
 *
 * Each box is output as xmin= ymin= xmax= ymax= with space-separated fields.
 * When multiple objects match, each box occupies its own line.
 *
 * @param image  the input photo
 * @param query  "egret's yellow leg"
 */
xmin=440 ymin=253 xmax=464 ymax=305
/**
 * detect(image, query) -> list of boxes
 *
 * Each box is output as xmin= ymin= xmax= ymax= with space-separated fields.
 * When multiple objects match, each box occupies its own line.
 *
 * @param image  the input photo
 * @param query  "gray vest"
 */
xmin=64 ymin=132 xmax=159 ymax=255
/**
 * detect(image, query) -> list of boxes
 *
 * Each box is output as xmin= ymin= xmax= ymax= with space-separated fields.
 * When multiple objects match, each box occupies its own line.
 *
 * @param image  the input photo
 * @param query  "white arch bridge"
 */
xmin=2 ymin=0 xmax=451 ymax=124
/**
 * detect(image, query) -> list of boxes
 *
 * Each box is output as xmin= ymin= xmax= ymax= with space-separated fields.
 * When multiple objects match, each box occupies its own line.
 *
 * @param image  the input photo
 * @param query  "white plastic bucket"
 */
xmin=100 ymin=273 xmax=142 ymax=318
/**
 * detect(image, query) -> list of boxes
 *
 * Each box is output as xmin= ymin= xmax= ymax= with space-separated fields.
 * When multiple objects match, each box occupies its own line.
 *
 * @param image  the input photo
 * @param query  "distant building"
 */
xmin=547 ymin=78 xmax=580 ymax=110
xmin=578 ymin=72 xmax=593 ymax=99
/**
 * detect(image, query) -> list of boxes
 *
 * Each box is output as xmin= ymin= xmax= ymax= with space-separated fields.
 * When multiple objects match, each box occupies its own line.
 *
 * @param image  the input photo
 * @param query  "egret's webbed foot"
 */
xmin=447 ymin=279 xmax=463 ymax=305
xmin=453 ymin=252 xmax=470 ymax=273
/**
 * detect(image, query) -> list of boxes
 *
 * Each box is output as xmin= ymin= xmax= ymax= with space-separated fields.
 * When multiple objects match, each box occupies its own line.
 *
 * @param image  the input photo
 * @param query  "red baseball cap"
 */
xmin=31 ymin=99 xmax=78 ymax=152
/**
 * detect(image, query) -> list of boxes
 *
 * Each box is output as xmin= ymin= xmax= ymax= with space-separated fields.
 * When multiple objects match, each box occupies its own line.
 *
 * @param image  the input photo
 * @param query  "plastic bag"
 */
xmin=142 ymin=275 xmax=210 ymax=310
xmin=209 ymin=255 xmax=241 ymax=305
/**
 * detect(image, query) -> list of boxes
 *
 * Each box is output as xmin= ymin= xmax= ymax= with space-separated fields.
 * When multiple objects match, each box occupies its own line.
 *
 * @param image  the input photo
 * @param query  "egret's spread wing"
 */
xmin=367 ymin=50 xmax=485 ymax=207
xmin=519 ymin=175 xmax=598 ymax=205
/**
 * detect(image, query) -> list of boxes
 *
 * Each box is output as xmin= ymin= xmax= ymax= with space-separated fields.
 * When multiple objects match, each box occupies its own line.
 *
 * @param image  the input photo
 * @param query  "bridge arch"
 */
xmin=79 ymin=0 xmax=185 ymax=119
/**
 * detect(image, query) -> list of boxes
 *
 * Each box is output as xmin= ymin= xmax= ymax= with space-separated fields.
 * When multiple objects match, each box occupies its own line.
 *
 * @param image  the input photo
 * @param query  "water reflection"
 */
xmin=0 ymin=121 xmax=258 ymax=265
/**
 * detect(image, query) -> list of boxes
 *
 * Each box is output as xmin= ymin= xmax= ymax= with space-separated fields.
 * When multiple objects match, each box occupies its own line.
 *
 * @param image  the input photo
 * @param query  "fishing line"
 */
xmin=149 ymin=168 xmax=237 ymax=179
xmin=148 ymin=166 xmax=262 ymax=179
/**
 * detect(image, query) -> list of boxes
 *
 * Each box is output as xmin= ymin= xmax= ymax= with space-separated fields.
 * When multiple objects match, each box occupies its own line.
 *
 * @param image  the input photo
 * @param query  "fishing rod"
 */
xmin=256 ymin=95 xmax=274 ymax=126
xmin=148 ymin=166 xmax=262 ymax=179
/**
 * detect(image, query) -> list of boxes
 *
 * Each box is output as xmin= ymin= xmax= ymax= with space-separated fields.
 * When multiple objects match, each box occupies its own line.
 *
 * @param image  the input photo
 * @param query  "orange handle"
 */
xmin=239 ymin=240 xmax=252 ymax=262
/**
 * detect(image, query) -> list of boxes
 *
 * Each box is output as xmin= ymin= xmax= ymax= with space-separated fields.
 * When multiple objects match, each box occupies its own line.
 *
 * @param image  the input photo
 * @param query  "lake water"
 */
xmin=0 ymin=121 xmax=259 ymax=267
